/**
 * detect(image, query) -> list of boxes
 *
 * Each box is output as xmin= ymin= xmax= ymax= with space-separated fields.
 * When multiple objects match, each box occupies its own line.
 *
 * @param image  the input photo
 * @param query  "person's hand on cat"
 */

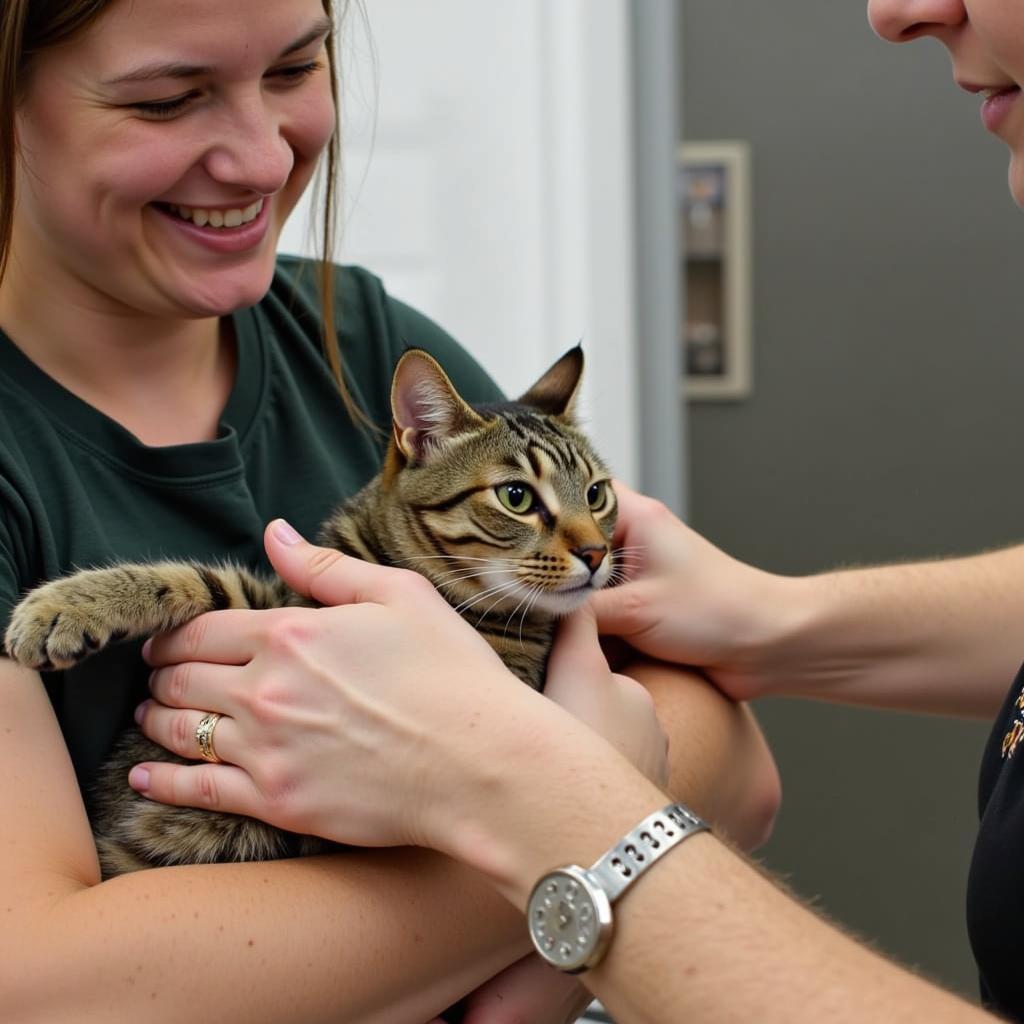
xmin=134 ymin=522 xmax=522 ymax=851
xmin=133 ymin=520 xmax=664 ymax=858
xmin=590 ymin=481 xmax=795 ymax=703
xmin=544 ymin=601 xmax=669 ymax=789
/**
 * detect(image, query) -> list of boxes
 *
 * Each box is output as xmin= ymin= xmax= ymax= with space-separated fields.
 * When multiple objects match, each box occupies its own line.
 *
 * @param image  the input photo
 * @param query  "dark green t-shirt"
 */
xmin=0 ymin=257 xmax=502 ymax=791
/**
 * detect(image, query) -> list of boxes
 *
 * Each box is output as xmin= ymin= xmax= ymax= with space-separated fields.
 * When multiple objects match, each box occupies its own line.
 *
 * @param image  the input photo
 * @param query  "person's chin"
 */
xmin=1007 ymin=150 xmax=1024 ymax=209
xmin=175 ymin=262 xmax=278 ymax=318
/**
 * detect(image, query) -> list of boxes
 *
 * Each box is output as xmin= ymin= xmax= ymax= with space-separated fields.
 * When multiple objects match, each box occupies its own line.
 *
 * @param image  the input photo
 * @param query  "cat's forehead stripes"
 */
xmin=503 ymin=412 xmax=577 ymax=473
xmin=573 ymin=448 xmax=598 ymax=481
xmin=523 ymin=445 xmax=564 ymax=517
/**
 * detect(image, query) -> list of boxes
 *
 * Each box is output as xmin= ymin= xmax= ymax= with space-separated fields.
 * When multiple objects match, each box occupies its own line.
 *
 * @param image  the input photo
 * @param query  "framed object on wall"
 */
xmin=678 ymin=141 xmax=752 ymax=400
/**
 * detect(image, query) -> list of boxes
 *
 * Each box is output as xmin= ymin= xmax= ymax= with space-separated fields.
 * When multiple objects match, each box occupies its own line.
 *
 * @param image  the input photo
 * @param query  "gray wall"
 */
xmin=681 ymin=1 xmax=1024 ymax=998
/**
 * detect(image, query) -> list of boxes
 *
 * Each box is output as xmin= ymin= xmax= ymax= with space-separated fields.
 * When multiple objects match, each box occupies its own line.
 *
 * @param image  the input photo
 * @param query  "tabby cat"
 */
xmin=4 ymin=345 xmax=617 ymax=877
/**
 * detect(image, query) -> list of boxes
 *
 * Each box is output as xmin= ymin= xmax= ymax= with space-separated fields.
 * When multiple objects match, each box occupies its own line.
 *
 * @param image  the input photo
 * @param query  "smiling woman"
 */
xmin=0 ymin=1 xmax=785 ymax=1022
xmin=0 ymin=0 xmax=362 ymax=422
xmin=11 ymin=2 xmax=335 ymax=318
xmin=0 ymin=0 xmax=527 ymax=1018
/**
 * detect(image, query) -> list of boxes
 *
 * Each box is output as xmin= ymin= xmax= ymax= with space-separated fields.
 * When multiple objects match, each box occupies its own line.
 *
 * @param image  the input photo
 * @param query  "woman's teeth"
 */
xmin=165 ymin=199 xmax=263 ymax=228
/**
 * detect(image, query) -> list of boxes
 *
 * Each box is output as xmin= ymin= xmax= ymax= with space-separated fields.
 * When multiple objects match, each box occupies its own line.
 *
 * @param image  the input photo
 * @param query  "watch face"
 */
xmin=527 ymin=868 xmax=612 ymax=973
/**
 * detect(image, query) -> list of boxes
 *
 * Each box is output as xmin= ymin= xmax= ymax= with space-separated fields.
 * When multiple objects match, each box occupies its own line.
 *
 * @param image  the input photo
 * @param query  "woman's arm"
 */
xmin=624 ymin=659 xmax=780 ymax=850
xmin=0 ymin=658 xmax=529 ymax=1024
xmin=749 ymin=550 xmax=1024 ymax=717
xmin=465 ymin=752 xmax=992 ymax=1024
xmin=591 ymin=483 xmax=1024 ymax=718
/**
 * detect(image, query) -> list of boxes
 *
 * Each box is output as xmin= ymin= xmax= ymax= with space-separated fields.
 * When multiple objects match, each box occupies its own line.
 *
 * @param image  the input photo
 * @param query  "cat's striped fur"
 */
xmin=5 ymin=346 xmax=617 ymax=877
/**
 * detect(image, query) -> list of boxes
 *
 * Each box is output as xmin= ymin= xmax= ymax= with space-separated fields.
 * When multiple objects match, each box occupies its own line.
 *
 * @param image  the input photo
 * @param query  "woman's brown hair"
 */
xmin=0 ymin=0 xmax=365 ymax=422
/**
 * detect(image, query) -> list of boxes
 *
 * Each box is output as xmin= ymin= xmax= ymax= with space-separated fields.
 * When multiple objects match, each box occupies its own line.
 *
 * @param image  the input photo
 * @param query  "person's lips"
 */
xmin=955 ymin=80 xmax=1022 ymax=133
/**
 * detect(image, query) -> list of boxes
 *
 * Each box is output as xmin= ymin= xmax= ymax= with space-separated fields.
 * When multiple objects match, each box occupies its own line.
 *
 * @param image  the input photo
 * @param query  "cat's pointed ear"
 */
xmin=517 ymin=345 xmax=584 ymax=420
xmin=391 ymin=349 xmax=486 ymax=462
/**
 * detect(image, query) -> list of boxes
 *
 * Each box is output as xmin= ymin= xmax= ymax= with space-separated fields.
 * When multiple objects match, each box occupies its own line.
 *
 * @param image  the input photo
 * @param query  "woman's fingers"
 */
xmin=128 ymin=758 xmax=264 ymax=819
xmin=545 ymin=604 xmax=608 ymax=682
xmin=589 ymin=577 xmax=656 ymax=641
xmin=147 ymin=659 xmax=242 ymax=712
xmin=264 ymin=519 xmax=439 ymax=609
xmin=545 ymin=608 xmax=669 ymax=787
xmin=136 ymin=700 xmax=242 ymax=765
xmin=144 ymin=608 xmax=263 ymax=667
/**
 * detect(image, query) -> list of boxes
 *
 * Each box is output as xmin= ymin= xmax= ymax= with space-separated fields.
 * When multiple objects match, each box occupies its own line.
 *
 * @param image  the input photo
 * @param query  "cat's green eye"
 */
xmin=587 ymin=481 xmax=608 ymax=510
xmin=496 ymin=482 xmax=535 ymax=514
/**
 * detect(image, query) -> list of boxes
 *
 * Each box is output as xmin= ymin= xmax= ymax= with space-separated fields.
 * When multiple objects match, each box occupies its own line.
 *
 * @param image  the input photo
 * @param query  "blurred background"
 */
xmin=281 ymin=0 xmax=1024 ymax=1006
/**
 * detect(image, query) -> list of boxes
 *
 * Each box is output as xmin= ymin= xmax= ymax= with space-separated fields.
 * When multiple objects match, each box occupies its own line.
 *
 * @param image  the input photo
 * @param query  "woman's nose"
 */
xmin=204 ymin=100 xmax=295 ymax=196
xmin=867 ymin=0 xmax=966 ymax=42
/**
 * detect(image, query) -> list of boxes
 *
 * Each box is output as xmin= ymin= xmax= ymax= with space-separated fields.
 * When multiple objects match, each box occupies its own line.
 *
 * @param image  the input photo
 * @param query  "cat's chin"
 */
xmin=528 ymin=584 xmax=600 ymax=618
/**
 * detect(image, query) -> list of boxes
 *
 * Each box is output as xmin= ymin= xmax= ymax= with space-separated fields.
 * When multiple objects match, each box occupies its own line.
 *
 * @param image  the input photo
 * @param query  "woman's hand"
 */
xmin=131 ymin=520 xmax=666 ymax=859
xmin=590 ymin=481 xmax=796 ymax=701
xmin=545 ymin=603 xmax=669 ymax=788
xmin=133 ymin=520 xmax=544 ymax=853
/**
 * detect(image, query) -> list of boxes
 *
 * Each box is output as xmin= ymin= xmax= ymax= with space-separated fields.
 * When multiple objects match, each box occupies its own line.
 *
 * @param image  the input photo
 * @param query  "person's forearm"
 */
xmin=625 ymin=659 xmax=780 ymax=849
xmin=598 ymin=823 xmax=990 ymax=1024
xmin=0 ymin=659 xmax=525 ymax=1024
xmin=4 ymin=849 xmax=526 ymax=1024
xmin=757 ymin=546 xmax=1024 ymax=717
xmin=452 ymin=737 xmax=990 ymax=1024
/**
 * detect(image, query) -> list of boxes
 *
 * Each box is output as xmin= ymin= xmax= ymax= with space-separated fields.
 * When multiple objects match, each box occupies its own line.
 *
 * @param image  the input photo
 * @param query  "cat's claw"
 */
xmin=5 ymin=586 xmax=123 ymax=670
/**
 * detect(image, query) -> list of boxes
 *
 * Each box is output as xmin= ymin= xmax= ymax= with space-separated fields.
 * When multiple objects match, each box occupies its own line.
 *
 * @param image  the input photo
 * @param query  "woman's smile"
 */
xmin=159 ymin=198 xmax=265 ymax=229
xmin=149 ymin=196 xmax=272 ymax=255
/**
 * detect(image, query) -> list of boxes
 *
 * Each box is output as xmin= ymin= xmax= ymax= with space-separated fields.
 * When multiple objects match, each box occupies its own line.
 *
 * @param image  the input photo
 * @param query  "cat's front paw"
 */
xmin=5 ymin=578 xmax=127 ymax=670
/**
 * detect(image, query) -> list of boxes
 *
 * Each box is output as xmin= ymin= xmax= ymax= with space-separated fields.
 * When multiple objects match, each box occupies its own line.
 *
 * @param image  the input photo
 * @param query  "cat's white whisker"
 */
xmin=433 ymin=567 xmax=513 ymax=585
xmin=609 ymin=552 xmax=644 ymax=576
xmin=453 ymin=579 xmax=522 ymax=617
xmin=397 ymin=554 xmax=519 ymax=566
xmin=502 ymin=584 xmax=539 ymax=641
xmin=515 ymin=585 xmax=545 ymax=648
xmin=474 ymin=578 xmax=534 ymax=623
xmin=430 ymin=573 xmax=520 ymax=598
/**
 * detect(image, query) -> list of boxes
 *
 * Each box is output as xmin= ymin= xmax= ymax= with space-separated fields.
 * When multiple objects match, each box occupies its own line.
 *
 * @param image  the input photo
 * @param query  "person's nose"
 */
xmin=867 ymin=0 xmax=966 ymax=43
xmin=203 ymin=94 xmax=295 ymax=197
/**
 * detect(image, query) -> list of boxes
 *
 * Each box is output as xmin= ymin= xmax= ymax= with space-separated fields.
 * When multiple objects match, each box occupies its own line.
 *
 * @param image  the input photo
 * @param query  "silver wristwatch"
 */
xmin=527 ymin=803 xmax=709 ymax=973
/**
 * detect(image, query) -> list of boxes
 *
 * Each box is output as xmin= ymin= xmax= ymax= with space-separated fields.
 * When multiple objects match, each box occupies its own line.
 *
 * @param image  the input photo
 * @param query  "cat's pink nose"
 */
xmin=571 ymin=546 xmax=607 ymax=574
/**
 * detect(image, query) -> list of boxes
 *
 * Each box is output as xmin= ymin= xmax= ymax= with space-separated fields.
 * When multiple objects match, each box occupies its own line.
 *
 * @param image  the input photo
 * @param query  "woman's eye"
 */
xmin=496 ymin=483 xmax=534 ymax=514
xmin=126 ymin=60 xmax=322 ymax=121
xmin=129 ymin=93 xmax=198 ymax=120
xmin=270 ymin=59 xmax=324 ymax=83
xmin=587 ymin=481 xmax=607 ymax=510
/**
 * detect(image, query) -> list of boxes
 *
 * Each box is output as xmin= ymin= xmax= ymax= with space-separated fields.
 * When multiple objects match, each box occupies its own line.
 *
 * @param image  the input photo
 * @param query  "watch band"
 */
xmin=588 ymin=803 xmax=708 ymax=901
xmin=527 ymin=803 xmax=709 ymax=973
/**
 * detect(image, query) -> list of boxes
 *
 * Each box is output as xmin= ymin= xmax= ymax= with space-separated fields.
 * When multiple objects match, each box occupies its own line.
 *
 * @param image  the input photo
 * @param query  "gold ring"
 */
xmin=195 ymin=712 xmax=224 ymax=764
